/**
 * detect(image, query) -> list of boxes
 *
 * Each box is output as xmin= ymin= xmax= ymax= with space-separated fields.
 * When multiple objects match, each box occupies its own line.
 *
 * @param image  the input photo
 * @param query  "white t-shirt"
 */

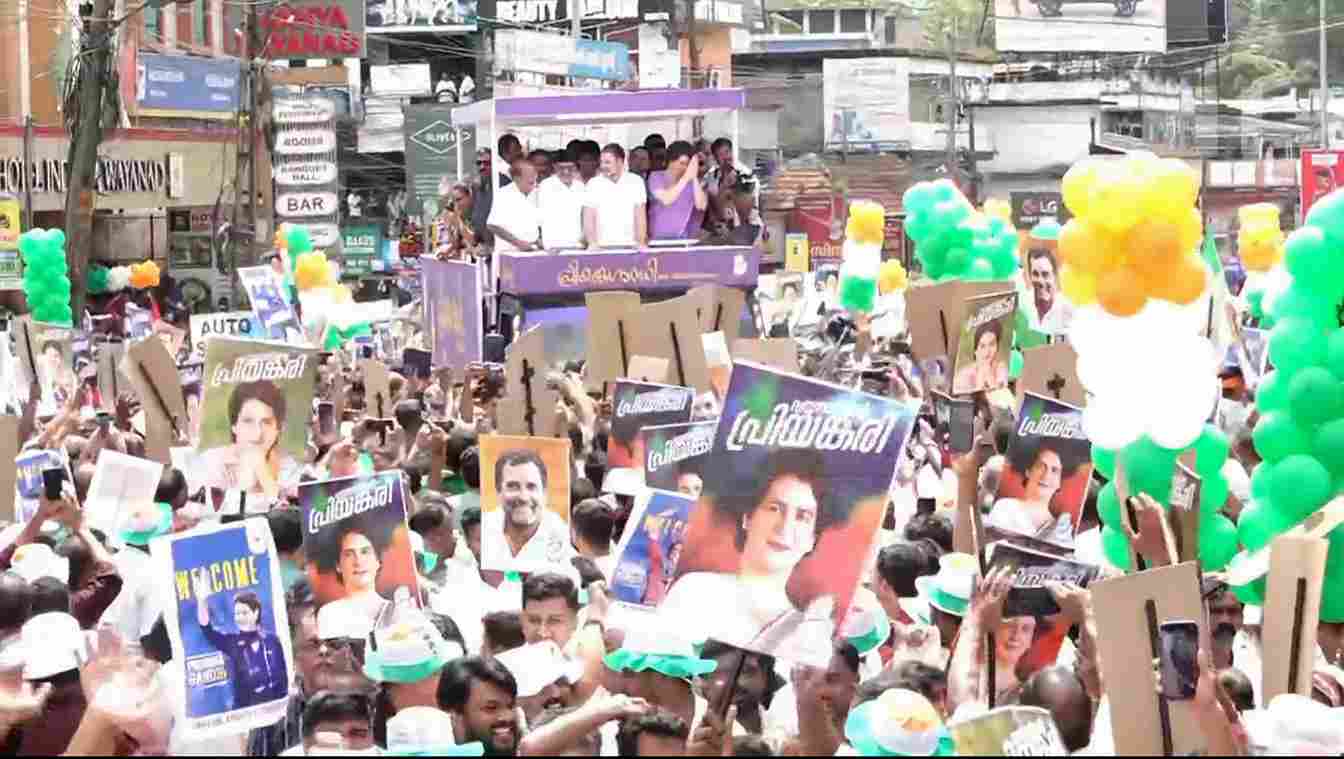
xmin=486 ymin=183 xmax=541 ymax=252
xmin=480 ymin=507 xmax=577 ymax=572
xmin=583 ymin=171 xmax=647 ymax=247
xmin=537 ymin=175 xmax=586 ymax=249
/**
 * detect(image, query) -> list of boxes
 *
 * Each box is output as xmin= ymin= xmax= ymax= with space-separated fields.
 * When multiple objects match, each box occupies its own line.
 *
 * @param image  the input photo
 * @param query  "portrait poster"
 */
xmin=0 ymin=194 xmax=20 ymax=290
xmin=125 ymin=302 xmax=154 ymax=340
xmin=197 ymin=337 xmax=318 ymax=497
xmin=151 ymin=519 xmax=293 ymax=739
xmin=18 ymin=321 xmax=74 ymax=415
xmin=84 ymin=450 xmax=164 ymax=548
xmin=479 ymin=435 xmax=573 ymax=573
xmin=237 ymin=266 xmax=303 ymax=344
xmin=661 ymin=361 xmax=916 ymax=665
xmin=988 ymin=393 xmax=1093 ymax=548
xmin=931 ymin=391 xmax=976 ymax=454
xmin=610 ymin=489 xmax=696 ymax=612
xmin=298 ymin=472 xmax=419 ymax=618
xmin=641 ymin=421 xmax=716 ymax=497
xmin=13 ymin=448 xmax=66 ymax=524
xmin=951 ymin=290 xmax=1016 ymax=396
xmin=420 ymin=258 xmax=482 ymax=368
xmin=949 ymin=705 xmax=1068 ymax=756
xmin=604 ymin=380 xmax=695 ymax=495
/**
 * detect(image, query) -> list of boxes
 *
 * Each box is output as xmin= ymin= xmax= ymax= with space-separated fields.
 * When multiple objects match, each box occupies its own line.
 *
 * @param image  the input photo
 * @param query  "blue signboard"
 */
xmin=572 ymin=40 xmax=632 ymax=81
xmin=137 ymin=54 xmax=242 ymax=115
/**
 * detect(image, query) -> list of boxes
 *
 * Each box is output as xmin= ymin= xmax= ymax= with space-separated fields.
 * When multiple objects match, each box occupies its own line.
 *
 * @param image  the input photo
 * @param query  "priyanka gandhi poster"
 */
xmin=151 ymin=519 xmax=293 ymax=739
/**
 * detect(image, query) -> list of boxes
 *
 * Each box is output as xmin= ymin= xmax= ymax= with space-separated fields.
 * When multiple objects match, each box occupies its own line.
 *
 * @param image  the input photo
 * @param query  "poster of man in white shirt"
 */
xmin=1024 ymin=246 xmax=1073 ymax=336
xmin=538 ymin=148 xmax=586 ymax=250
xmin=480 ymin=437 xmax=576 ymax=573
xmin=487 ymin=159 xmax=542 ymax=252
xmin=583 ymin=144 xmax=648 ymax=249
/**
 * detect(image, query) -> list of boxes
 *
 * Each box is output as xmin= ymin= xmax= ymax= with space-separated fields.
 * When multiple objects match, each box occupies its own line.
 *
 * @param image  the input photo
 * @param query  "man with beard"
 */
xmin=437 ymin=656 xmax=522 ymax=756
xmin=482 ymin=449 xmax=576 ymax=571
xmin=1204 ymin=578 xmax=1245 ymax=670
xmin=1026 ymin=247 xmax=1073 ymax=335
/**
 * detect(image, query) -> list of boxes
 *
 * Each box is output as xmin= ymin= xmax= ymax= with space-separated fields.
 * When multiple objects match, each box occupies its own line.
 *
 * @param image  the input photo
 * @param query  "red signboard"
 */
xmin=226 ymin=1 xmax=365 ymax=59
xmin=1301 ymin=149 xmax=1344 ymax=220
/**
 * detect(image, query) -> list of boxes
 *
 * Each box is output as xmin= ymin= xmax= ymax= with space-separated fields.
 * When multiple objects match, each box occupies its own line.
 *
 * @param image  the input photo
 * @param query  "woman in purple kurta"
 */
xmin=647 ymin=141 xmax=709 ymax=240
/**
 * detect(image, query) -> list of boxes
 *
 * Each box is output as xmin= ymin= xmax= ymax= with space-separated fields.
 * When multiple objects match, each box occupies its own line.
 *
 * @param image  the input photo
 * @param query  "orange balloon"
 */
xmin=1060 ymin=265 xmax=1097 ymax=306
xmin=1163 ymin=256 xmax=1207 ymax=305
xmin=1126 ymin=218 xmax=1184 ymax=272
xmin=1178 ymin=207 xmax=1203 ymax=254
xmin=1057 ymin=219 xmax=1115 ymax=273
xmin=1095 ymin=267 xmax=1148 ymax=317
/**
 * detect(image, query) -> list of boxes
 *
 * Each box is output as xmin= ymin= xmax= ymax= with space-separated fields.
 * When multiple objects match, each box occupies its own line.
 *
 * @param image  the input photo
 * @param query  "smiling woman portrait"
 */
xmin=657 ymin=448 xmax=842 ymax=662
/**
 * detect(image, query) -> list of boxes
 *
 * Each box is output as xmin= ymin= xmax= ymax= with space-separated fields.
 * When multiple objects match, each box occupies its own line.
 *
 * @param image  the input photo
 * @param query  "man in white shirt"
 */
xmin=1025 ymin=247 xmax=1074 ymax=335
xmin=481 ymin=448 xmax=576 ymax=572
xmin=583 ymin=143 xmax=648 ymax=249
xmin=537 ymin=149 xmax=586 ymax=250
xmin=487 ymin=159 xmax=542 ymax=252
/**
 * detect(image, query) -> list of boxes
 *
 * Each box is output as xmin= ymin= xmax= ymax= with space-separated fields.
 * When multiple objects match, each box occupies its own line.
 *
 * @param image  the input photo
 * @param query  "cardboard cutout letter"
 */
xmin=686 ymin=284 xmax=747 ymax=343
xmin=1016 ymin=342 xmax=1086 ymax=410
xmin=632 ymin=296 xmax=711 ymax=394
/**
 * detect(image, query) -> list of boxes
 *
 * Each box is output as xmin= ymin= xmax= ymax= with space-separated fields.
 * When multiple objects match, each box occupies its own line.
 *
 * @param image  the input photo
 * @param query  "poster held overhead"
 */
xmin=478 ymin=434 xmax=574 ymax=573
xmin=604 ymin=381 xmax=695 ymax=496
xmin=1261 ymin=533 xmax=1328 ymax=703
xmin=123 ymin=334 xmax=188 ymax=465
xmin=633 ymin=295 xmax=712 ymax=394
xmin=729 ymin=338 xmax=801 ymax=375
xmin=988 ymin=393 xmax=1092 ymax=548
xmin=584 ymin=291 xmax=641 ymax=392
xmin=951 ymin=290 xmax=1017 ymax=397
xmin=609 ymin=489 xmax=697 ymax=612
xmin=686 ymin=284 xmax=747 ymax=342
xmin=640 ymin=421 xmax=716 ymax=496
xmin=151 ymin=519 xmax=294 ymax=740
xmin=1015 ymin=342 xmax=1085 ymax=410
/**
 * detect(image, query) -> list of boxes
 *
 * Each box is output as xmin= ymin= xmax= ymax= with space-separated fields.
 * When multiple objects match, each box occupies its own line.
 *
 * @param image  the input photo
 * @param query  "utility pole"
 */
xmin=1321 ymin=0 xmax=1330 ymax=148
xmin=22 ymin=116 xmax=33 ymax=231
xmin=945 ymin=17 xmax=959 ymax=177
xmin=63 ymin=0 xmax=117 ymax=320
xmin=230 ymin=4 xmax=263 ymax=308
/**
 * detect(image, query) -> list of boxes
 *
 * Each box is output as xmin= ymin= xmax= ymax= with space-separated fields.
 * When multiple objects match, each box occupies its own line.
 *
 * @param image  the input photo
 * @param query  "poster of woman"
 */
xmin=610 ymin=489 xmax=696 ymax=611
xmin=988 ymin=393 xmax=1093 ymax=546
xmin=197 ymin=338 xmax=317 ymax=498
xmin=605 ymin=381 xmax=694 ymax=494
xmin=299 ymin=471 xmax=419 ymax=626
xmin=640 ymin=421 xmax=715 ymax=499
xmin=658 ymin=361 xmax=916 ymax=666
xmin=951 ymin=291 xmax=1016 ymax=396
xmin=152 ymin=519 xmax=294 ymax=740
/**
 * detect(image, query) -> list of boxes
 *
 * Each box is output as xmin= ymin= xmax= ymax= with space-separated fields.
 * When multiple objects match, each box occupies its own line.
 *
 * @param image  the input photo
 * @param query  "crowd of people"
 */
xmin=431 ymin=133 xmax=765 ymax=259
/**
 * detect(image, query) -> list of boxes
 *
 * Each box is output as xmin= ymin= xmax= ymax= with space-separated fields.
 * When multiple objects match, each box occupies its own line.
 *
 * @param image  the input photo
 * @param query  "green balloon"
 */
xmin=1122 ymin=437 xmax=1178 ymax=494
xmin=1101 ymin=525 xmax=1132 ymax=572
xmin=1237 ymin=501 xmax=1294 ymax=553
xmin=1008 ymin=349 xmax=1024 ymax=380
xmin=1092 ymin=446 xmax=1116 ymax=480
xmin=1199 ymin=475 xmax=1229 ymax=516
xmin=1097 ymin=481 xmax=1123 ymax=528
xmin=1313 ymin=419 xmax=1344 ymax=478
xmin=1289 ymin=366 xmax=1344 ymax=426
xmin=1253 ymin=411 xmax=1311 ymax=464
xmin=1269 ymin=318 xmax=1328 ymax=374
xmin=1326 ymin=330 xmax=1344 ymax=382
xmin=965 ymin=258 xmax=995 ymax=281
xmin=1191 ymin=425 xmax=1230 ymax=479
xmin=1256 ymin=370 xmax=1289 ymax=413
xmin=1199 ymin=513 xmax=1238 ymax=571
xmin=1284 ymin=226 xmax=1342 ymax=297
xmin=1233 ymin=576 xmax=1267 ymax=605
xmin=1269 ymin=454 xmax=1332 ymax=522
xmin=944 ymin=247 xmax=970 ymax=276
xmin=1270 ymin=284 xmax=1335 ymax=326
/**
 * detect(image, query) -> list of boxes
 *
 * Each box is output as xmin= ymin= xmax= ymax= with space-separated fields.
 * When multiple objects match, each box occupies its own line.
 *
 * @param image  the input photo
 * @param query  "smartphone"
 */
xmin=1157 ymin=619 xmax=1199 ymax=700
xmin=317 ymin=402 xmax=335 ymax=437
xmin=42 ymin=467 xmax=66 ymax=501
xmin=403 ymin=348 xmax=432 ymax=380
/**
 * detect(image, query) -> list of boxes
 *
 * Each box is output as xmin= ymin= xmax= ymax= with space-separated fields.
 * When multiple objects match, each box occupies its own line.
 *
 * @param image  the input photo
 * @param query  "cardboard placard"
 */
xmin=360 ymin=358 xmax=393 ymax=419
xmin=626 ymin=355 xmax=670 ymax=384
xmin=632 ymin=295 xmax=711 ymax=394
xmin=1224 ymin=497 xmax=1344 ymax=587
xmin=96 ymin=340 xmax=129 ymax=412
xmin=1091 ymin=562 xmax=1206 ymax=756
xmin=906 ymin=281 xmax=1009 ymax=362
xmin=497 ymin=325 xmax=560 ymax=437
xmin=1261 ymin=533 xmax=1328 ymax=704
xmin=122 ymin=335 xmax=188 ymax=466
xmin=686 ymin=284 xmax=747 ymax=343
xmin=729 ymin=338 xmax=801 ymax=374
xmin=0 ymin=417 xmax=18 ymax=522
xmin=1170 ymin=461 xmax=1201 ymax=565
xmin=1015 ymin=342 xmax=1085 ymax=411
xmin=584 ymin=291 xmax=642 ymax=392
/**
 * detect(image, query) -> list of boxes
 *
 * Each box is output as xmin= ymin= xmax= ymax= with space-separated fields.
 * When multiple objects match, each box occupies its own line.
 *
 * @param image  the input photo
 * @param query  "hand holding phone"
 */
xmin=1158 ymin=619 xmax=1199 ymax=700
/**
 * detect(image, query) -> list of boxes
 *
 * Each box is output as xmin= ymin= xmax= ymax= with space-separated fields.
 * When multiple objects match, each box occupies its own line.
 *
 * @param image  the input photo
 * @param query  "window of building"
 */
xmin=778 ymin=10 xmax=804 ymax=31
xmin=840 ymin=9 xmax=867 ymax=33
xmin=809 ymin=10 xmax=835 ymax=33
xmin=885 ymin=15 xmax=897 ymax=43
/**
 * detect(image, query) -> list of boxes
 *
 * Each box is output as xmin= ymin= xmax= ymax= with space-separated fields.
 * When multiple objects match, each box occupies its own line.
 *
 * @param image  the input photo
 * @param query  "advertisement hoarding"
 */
xmin=403 ymin=104 xmax=465 ymax=217
xmin=493 ymin=30 xmax=632 ymax=80
xmin=226 ymin=0 xmax=366 ymax=59
xmin=1302 ymin=149 xmax=1344 ymax=220
xmin=994 ymin=0 xmax=1167 ymax=53
xmin=136 ymin=54 xmax=242 ymax=118
xmin=822 ymin=58 xmax=911 ymax=151
xmin=366 ymin=0 xmax=478 ymax=32
xmin=272 ymin=97 xmax=341 ymax=253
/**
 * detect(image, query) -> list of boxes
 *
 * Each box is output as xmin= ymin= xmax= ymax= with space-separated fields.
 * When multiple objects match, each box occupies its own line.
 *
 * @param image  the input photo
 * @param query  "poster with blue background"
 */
xmin=152 ymin=519 xmax=292 ymax=739
xmin=610 ymin=489 xmax=695 ymax=611
xmin=14 ymin=449 xmax=65 ymax=523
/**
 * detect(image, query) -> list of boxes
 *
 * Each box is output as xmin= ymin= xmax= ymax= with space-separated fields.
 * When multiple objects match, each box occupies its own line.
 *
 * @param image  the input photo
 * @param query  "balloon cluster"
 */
xmin=19 ymin=229 xmax=72 ymax=325
xmin=86 ymin=266 xmax=110 ymax=294
xmin=129 ymin=261 xmax=160 ymax=290
xmin=1057 ymin=156 xmax=1204 ymax=317
xmin=838 ymin=201 xmax=885 ymax=313
xmin=877 ymin=260 xmax=908 ymax=294
xmin=1091 ymin=429 xmax=1238 ymax=572
xmin=902 ymin=180 xmax=1019 ymax=281
xmin=107 ymin=265 xmax=131 ymax=292
xmin=1236 ymin=203 xmax=1284 ymax=272
xmin=1070 ymin=301 xmax=1218 ymax=450
xmin=294 ymin=251 xmax=336 ymax=292
xmin=1236 ymin=187 xmax=1344 ymax=618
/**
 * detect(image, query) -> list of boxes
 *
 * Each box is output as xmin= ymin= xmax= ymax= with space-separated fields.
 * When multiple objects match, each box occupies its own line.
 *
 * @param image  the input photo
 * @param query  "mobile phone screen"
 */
xmin=317 ymin=402 xmax=335 ymax=437
xmin=42 ymin=468 xmax=65 ymax=501
xmin=1158 ymin=620 xmax=1199 ymax=700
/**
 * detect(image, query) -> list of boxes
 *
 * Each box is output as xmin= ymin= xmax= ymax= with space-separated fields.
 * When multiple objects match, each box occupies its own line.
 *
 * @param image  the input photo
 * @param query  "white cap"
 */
xmin=9 ymin=543 xmax=70 ymax=584
xmin=1242 ymin=605 xmax=1263 ymax=626
xmin=18 ymin=612 xmax=86 ymax=680
xmin=494 ymin=641 xmax=584 ymax=698
xmin=317 ymin=601 xmax=375 ymax=641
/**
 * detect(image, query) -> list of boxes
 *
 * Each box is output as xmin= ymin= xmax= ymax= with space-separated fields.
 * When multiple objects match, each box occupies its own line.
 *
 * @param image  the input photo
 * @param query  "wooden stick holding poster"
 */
xmin=686 ymin=284 xmax=747 ymax=343
xmin=498 ymin=325 xmax=560 ymax=438
xmin=1260 ymin=533 xmax=1328 ymax=703
xmin=1091 ymin=562 xmax=1206 ymax=756
xmin=584 ymin=291 xmax=641 ymax=393
xmin=633 ymin=295 xmax=712 ymax=394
